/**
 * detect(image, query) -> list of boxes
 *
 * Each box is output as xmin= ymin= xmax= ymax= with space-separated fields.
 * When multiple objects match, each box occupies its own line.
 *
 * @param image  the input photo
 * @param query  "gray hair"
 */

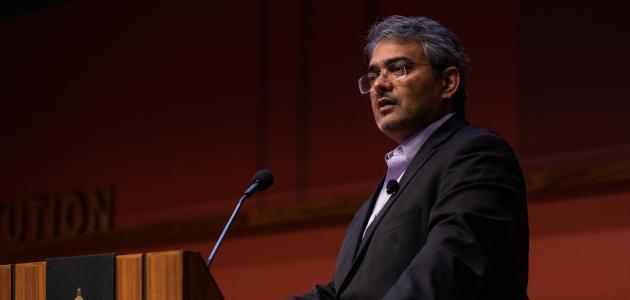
xmin=365 ymin=16 xmax=469 ymax=115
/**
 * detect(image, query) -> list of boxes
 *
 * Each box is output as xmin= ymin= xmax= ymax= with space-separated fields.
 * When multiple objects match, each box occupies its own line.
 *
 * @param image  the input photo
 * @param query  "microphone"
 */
xmin=244 ymin=169 xmax=274 ymax=196
xmin=386 ymin=179 xmax=399 ymax=195
xmin=206 ymin=170 xmax=274 ymax=267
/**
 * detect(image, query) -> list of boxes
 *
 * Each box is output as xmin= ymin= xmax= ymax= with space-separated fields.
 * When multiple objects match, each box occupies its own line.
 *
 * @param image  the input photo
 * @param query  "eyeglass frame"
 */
xmin=357 ymin=61 xmax=430 ymax=94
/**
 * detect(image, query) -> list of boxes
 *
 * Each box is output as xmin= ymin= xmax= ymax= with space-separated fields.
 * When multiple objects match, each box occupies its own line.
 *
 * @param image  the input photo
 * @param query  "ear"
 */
xmin=439 ymin=66 xmax=460 ymax=100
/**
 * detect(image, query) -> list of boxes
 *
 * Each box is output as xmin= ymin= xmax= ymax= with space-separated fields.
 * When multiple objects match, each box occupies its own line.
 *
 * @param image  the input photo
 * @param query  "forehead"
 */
xmin=369 ymin=40 xmax=425 ymax=67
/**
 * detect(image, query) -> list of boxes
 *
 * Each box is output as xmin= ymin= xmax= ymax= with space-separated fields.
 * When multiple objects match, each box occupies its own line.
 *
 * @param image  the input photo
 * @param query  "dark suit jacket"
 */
xmin=291 ymin=114 xmax=529 ymax=300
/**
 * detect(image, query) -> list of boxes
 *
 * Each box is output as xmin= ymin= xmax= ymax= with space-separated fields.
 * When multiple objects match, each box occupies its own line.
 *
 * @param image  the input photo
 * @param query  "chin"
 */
xmin=377 ymin=120 xmax=403 ymax=140
xmin=377 ymin=114 xmax=418 ymax=141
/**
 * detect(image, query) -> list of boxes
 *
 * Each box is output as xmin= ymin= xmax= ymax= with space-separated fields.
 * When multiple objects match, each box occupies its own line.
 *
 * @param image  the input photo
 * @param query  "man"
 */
xmin=292 ymin=16 xmax=529 ymax=299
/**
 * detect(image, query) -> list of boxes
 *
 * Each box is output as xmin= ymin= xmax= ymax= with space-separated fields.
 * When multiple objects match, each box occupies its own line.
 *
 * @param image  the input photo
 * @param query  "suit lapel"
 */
xmin=335 ymin=114 xmax=468 ymax=294
xmin=333 ymin=181 xmax=382 ymax=291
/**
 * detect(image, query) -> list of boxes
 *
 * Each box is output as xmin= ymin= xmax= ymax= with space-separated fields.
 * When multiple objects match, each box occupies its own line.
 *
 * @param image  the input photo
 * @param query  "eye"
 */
xmin=387 ymin=62 xmax=407 ymax=76
xmin=367 ymin=72 xmax=379 ymax=82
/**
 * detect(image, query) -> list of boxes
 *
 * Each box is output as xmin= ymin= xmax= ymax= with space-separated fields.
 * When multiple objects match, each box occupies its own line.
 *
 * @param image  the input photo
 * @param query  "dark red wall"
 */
xmin=0 ymin=0 xmax=524 ymax=224
xmin=519 ymin=0 xmax=630 ymax=158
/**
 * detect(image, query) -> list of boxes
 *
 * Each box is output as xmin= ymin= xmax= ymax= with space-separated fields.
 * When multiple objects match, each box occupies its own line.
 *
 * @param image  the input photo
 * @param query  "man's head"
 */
xmin=362 ymin=16 xmax=469 ymax=143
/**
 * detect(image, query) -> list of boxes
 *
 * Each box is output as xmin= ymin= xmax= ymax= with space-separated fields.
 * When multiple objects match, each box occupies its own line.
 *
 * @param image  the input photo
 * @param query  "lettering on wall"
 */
xmin=0 ymin=188 xmax=114 ymax=245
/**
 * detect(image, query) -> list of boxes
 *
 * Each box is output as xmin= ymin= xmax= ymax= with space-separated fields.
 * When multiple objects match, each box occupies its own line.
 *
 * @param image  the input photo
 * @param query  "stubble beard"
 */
xmin=375 ymin=112 xmax=412 ymax=142
xmin=375 ymin=106 xmax=432 ymax=143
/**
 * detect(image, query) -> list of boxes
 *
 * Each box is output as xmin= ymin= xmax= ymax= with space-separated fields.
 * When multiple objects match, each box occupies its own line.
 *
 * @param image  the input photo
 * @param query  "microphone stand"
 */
xmin=206 ymin=181 xmax=259 ymax=267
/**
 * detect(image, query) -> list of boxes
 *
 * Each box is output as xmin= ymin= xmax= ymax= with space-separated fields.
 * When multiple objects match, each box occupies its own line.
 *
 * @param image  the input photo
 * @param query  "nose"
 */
xmin=372 ymin=74 xmax=393 ymax=94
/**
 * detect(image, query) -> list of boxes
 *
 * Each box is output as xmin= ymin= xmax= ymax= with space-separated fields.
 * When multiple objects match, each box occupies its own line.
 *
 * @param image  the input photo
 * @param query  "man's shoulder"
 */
xmin=455 ymin=124 xmax=507 ymax=142
xmin=442 ymin=123 xmax=517 ymax=157
xmin=429 ymin=114 xmax=510 ymax=147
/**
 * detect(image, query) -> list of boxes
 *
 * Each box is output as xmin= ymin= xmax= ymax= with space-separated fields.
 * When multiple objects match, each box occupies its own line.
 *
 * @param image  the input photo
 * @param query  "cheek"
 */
xmin=400 ymin=85 xmax=427 ymax=107
xmin=369 ymin=96 xmax=379 ymax=112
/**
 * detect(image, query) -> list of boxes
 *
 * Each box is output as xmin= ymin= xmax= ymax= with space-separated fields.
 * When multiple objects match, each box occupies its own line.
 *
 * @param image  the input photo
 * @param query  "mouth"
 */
xmin=377 ymin=98 xmax=397 ymax=110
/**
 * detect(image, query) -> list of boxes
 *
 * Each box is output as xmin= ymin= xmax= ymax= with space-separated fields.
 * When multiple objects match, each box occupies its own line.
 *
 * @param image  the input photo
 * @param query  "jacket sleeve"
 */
xmin=288 ymin=281 xmax=336 ymax=300
xmin=383 ymin=133 xmax=527 ymax=300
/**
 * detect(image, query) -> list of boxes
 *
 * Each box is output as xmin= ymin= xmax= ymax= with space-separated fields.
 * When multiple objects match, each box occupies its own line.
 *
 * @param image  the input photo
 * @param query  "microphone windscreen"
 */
xmin=252 ymin=170 xmax=274 ymax=191
xmin=386 ymin=179 xmax=399 ymax=194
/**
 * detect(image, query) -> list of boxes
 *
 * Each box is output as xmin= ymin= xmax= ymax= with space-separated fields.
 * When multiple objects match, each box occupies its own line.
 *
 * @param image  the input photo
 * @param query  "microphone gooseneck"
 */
xmin=206 ymin=170 xmax=274 ymax=267
xmin=386 ymin=179 xmax=399 ymax=195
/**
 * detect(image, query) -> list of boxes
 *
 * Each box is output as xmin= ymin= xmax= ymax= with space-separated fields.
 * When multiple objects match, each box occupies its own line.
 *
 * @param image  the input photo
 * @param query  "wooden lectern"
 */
xmin=0 ymin=250 xmax=223 ymax=300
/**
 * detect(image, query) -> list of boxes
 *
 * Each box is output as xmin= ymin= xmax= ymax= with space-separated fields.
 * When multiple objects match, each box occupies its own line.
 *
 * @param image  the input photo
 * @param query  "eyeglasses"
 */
xmin=357 ymin=62 xmax=429 ymax=94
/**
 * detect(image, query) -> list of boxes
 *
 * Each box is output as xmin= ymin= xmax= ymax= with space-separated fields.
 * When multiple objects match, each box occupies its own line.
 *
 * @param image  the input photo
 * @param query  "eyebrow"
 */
xmin=368 ymin=56 xmax=414 ymax=72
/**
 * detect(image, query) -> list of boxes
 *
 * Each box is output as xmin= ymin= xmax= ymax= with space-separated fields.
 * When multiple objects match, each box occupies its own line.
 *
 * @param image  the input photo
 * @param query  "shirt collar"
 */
xmin=384 ymin=112 xmax=455 ymax=164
